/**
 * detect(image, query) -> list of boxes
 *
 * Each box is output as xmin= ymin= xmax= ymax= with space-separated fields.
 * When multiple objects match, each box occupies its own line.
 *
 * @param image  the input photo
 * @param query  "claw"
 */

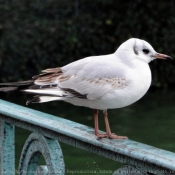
xmin=95 ymin=131 xmax=107 ymax=138
xmin=108 ymin=133 xmax=128 ymax=139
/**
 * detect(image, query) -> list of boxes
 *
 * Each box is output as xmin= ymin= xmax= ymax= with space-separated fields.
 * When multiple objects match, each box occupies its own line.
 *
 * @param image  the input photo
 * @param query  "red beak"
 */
xmin=152 ymin=53 xmax=173 ymax=60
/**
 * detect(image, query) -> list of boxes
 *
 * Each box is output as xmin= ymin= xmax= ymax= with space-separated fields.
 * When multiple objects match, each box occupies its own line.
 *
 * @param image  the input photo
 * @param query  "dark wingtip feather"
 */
xmin=26 ymin=95 xmax=41 ymax=105
xmin=0 ymin=80 xmax=34 ymax=86
xmin=0 ymin=87 xmax=18 ymax=92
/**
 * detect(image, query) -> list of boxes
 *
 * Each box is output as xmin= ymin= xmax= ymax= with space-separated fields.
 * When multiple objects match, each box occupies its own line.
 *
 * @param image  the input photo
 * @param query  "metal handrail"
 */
xmin=0 ymin=99 xmax=175 ymax=175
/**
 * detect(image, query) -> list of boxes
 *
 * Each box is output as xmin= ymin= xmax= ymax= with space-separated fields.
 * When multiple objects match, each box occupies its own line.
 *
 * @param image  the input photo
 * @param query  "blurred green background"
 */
xmin=1 ymin=0 xmax=175 ymax=87
xmin=1 ymin=0 xmax=175 ymax=174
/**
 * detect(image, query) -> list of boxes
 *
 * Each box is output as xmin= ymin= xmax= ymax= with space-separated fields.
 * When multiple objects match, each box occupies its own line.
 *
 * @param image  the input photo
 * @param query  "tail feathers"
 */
xmin=26 ymin=95 xmax=63 ymax=105
xmin=0 ymin=87 xmax=18 ymax=92
xmin=26 ymin=95 xmax=40 ymax=105
xmin=0 ymin=80 xmax=34 ymax=86
xmin=0 ymin=80 xmax=34 ymax=92
xmin=23 ymin=88 xmax=69 ymax=97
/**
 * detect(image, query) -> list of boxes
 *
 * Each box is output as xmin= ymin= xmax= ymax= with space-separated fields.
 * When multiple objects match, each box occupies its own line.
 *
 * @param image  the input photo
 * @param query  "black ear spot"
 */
xmin=133 ymin=45 xmax=138 ymax=55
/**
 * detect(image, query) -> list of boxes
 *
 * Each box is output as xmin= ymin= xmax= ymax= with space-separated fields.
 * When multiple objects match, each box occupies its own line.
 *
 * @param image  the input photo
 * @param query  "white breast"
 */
xmin=99 ymin=60 xmax=152 ymax=109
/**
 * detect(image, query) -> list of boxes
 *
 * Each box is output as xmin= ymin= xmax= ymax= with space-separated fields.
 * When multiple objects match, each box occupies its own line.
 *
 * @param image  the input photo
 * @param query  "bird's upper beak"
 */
xmin=152 ymin=53 xmax=173 ymax=60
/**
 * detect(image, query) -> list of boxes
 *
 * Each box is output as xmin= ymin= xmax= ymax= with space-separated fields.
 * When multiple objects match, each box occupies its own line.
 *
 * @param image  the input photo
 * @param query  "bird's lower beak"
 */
xmin=152 ymin=53 xmax=173 ymax=60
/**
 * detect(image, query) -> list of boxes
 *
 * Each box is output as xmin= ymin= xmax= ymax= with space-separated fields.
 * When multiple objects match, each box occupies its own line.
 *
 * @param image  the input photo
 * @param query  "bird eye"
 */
xmin=142 ymin=49 xmax=150 ymax=54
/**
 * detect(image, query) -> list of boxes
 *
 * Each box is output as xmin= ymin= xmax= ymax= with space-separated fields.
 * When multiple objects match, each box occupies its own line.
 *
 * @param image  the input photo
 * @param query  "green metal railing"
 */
xmin=0 ymin=99 xmax=175 ymax=175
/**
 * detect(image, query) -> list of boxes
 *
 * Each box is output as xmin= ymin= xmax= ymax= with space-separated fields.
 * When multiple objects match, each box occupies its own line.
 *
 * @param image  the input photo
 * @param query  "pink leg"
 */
xmin=94 ymin=109 xmax=107 ymax=138
xmin=103 ymin=110 xmax=128 ymax=139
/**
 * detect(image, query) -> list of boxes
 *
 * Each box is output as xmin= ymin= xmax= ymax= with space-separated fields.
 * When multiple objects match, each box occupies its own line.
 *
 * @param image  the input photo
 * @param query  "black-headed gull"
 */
xmin=0 ymin=38 xmax=172 ymax=139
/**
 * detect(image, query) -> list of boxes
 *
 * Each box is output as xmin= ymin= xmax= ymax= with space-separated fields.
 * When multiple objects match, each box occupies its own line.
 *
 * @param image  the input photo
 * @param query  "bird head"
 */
xmin=115 ymin=38 xmax=173 ymax=63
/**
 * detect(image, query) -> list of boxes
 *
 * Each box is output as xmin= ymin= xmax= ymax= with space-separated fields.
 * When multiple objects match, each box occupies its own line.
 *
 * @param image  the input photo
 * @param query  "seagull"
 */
xmin=0 ymin=38 xmax=172 ymax=139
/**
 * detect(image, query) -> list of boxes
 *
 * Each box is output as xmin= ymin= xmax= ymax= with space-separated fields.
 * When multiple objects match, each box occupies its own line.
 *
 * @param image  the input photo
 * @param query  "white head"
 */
xmin=115 ymin=38 xmax=172 ymax=63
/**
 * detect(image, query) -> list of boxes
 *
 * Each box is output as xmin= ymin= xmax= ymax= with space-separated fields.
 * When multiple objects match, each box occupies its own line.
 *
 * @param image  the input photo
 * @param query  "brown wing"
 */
xmin=33 ymin=67 xmax=63 ymax=84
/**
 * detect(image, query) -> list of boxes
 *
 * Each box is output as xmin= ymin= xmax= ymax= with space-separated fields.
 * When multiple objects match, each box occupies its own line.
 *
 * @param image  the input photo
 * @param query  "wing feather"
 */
xmin=32 ymin=54 xmax=130 ymax=100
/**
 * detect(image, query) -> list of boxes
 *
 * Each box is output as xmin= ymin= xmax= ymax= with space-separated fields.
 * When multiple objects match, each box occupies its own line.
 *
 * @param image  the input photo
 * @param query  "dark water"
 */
xmin=1 ymin=89 xmax=175 ymax=174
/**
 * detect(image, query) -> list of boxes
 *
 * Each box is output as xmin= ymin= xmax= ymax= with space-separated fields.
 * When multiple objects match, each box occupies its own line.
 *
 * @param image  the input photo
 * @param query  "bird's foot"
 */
xmin=95 ymin=131 xmax=128 ymax=139
xmin=95 ymin=131 xmax=108 ymax=138
xmin=107 ymin=133 xmax=128 ymax=139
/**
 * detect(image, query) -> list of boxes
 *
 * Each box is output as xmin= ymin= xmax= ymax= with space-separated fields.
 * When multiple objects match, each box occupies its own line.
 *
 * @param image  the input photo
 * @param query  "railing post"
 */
xmin=0 ymin=119 xmax=15 ymax=175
